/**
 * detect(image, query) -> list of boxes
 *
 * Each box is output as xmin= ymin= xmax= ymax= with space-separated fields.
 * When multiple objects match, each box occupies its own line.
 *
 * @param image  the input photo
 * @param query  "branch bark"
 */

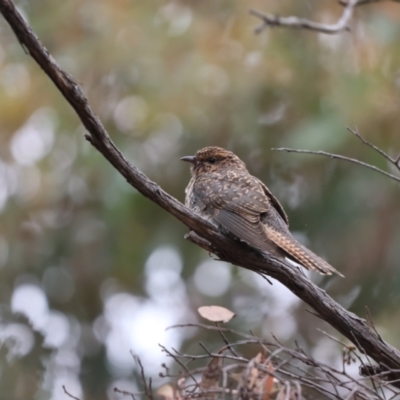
xmin=250 ymin=0 xmax=400 ymax=35
xmin=1 ymin=0 xmax=400 ymax=387
xmin=250 ymin=0 xmax=357 ymax=35
xmin=339 ymin=0 xmax=400 ymax=6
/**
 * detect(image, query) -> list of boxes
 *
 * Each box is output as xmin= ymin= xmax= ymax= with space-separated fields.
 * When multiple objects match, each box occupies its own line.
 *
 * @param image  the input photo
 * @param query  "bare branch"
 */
xmin=130 ymin=352 xmax=154 ymax=400
xmin=347 ymin=126 xmax=400 ymax=171
xmin=250 ymin=0 xmax=357 ymax=35
xmin=184 ymin=231 xmax=215 ymax=254
xmin=2 ymin=0 xmax=400 ymax=389
xmin=62 ymin=386 xmax=81 ymax=400
xmin=160 ymin=323 xmax=400 ymax=399
xmin=214 ymin=322 xmax=240 ymax=358
xmin=159 ymin=344 xmax=203 ymax=394
xmin=339 ymin=0 xmax=400 ymax=6
xmin=272 ymin=147 xmax=400 ymax=183
xmin=114 ymin=387 xmax=137 ymax=400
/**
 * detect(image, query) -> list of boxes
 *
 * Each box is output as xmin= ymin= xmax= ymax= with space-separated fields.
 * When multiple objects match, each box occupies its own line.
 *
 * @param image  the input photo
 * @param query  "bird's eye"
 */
xmin=208 ymin=157 xmax=217 ymax=164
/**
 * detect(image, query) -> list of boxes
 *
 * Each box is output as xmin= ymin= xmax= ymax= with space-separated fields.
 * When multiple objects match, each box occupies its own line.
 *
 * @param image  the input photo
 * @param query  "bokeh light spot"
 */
xmin=156 ymin=3 xmax=192 ymax=36
xmin=193 ymin=260 xmax=231 ymax=297
xmin=10 ymin=108 xmax=56 ymax=166
xmin=0 ymin=323 xmax=34 ymax=359
xmin=113 ymin=95 xmax=149 ymax=134
xmin=42 ymin=311 xmax=70 ymax=348
xmin=11 ymin=284 xmax=49 ymax=330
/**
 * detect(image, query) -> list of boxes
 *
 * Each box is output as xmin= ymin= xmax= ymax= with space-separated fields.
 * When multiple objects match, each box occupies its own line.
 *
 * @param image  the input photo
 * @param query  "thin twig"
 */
xmin=62 ymin=386 xmax=81 ymax=400
xmin=339 ymin=0 xmax=400 ymax=6
xmin=347 ymin=126 xmax=400 ymax=171
xmin=256 ymin=271 xmax=273 ymax=285
xmin=167 ymin=322 xmax=259 ymax=340
xmin=215 ymin=322 xmax=240 ymax=358
xmin=272 ymin=148 xmax=400 ymax=183
xmin=365 ymin=306 xmax=383 ymax=342
xmin=305 ymin=307 xmax=325 ymax=320
xmin=317 ymin=328 xmax=351 ymax=348
xmin=273 ymin=341 xmax=382 ymax=398
xmin=160 ymin=345 xmax=203 ymax=394
xmin=250 ymin=0 xmax=357 ymax=35
xmin=350 ymin=331 xmax=386 ymax=400
xmin=130 ymin=352 xmax=154 ymax=400
xmin=160 ymin=322 xmax=400 ymax=399
xmin=114 ymin=387 xmax=137 ymax=400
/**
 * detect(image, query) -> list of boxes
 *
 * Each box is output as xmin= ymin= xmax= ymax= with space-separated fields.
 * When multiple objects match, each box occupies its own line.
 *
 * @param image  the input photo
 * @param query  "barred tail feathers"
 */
xmin=265 ymin=227 xmax=344 ymax=277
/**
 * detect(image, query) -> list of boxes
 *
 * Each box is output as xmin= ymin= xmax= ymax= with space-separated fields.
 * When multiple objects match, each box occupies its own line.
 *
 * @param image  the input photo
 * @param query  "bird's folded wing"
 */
xmin=256 ymin=178 xmax=289 ymax=226
xmin=211 ymin=208 xmax=277 ymax=253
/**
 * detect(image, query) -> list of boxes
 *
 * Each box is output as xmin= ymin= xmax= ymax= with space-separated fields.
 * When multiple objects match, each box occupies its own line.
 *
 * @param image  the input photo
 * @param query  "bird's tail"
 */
xmin=265 ymin=226 xmax=344 ymax=277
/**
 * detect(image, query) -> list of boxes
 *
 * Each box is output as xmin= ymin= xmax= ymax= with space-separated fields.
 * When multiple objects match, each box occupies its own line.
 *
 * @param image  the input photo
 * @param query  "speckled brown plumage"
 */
xmin=181 ymin=146 xmax=343 ymax=277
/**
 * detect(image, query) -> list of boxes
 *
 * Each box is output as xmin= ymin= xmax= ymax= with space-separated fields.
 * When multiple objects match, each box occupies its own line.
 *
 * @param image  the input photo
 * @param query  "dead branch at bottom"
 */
xmin=116 ymin=323 xmax=400 ymax=400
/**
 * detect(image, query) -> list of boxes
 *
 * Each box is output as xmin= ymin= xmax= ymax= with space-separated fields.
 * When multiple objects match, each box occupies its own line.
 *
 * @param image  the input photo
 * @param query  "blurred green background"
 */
xmin=0 ymin=0 xmax=400 ymax=398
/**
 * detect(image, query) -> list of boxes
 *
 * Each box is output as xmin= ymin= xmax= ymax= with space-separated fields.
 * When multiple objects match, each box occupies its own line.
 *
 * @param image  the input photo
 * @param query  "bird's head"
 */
xmin=181 ymin=146 xmax=247 ymax=175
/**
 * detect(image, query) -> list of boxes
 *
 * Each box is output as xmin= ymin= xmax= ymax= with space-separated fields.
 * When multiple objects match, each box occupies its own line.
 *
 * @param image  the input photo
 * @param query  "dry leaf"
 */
xmin=248 ymin=352 xmax=263 ymax=389
xmin=157 ymin=384 xmax=175 ymax=400
xmin=177 ymin=377 xmax=186 ymax=392
xmin=200 ymin=348 xmax=225 ymax=400
xmin=263 ymin=361 xmax=277 ymax=400
xmin=239 ymin=352 xmax=264 ymax=400
xmin=198 ymin=305 xmax=235 ymax=323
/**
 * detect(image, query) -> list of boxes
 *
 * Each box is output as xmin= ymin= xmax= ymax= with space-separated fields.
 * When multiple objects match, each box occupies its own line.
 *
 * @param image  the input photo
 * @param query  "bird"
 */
xmin=181 ymin=146 xmax=343 ymax=277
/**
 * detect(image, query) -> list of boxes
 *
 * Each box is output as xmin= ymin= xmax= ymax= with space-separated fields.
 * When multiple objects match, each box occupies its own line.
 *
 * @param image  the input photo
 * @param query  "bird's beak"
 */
xmin=180 ymin=155 xmax=197 ymax=164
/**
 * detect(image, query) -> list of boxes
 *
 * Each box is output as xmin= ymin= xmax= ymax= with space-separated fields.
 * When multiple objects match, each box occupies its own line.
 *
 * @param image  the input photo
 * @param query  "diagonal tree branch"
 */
xmin=1 ymin=0 xmax=400 ymax=388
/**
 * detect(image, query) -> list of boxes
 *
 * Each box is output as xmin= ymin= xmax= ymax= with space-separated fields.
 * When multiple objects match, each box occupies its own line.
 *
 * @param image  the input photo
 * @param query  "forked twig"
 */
xmin=347 ymin=126 xmax=400 ymax=171
xmin=339 ymin=0 xmax=399 ymax=6
xmin=114 ymin=387 xmax=140 ymax=400
xmin=130 ymin=351 xmax=154 ymax=400
xmin=160 ymin=344 xmax=203 ymax=394
xmin=272 ymin=148 xmax=400 ymax=183
xmin=161 ymin=326 xmax=400 ymax=399
xmin=215 ymin=322 xmax=240 ymax=358
xmin=250 ymin=0 xmax=357 ymax=35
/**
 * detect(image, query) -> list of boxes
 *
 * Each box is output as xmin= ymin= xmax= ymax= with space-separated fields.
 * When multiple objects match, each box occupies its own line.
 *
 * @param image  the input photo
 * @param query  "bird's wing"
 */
xmin=193 ymin=172 xmax=279 ymax=252
xmin=213 ymin=208 xmax=278 ymax=252
xmin=255 ymin=178 xmax=289 ymax=226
